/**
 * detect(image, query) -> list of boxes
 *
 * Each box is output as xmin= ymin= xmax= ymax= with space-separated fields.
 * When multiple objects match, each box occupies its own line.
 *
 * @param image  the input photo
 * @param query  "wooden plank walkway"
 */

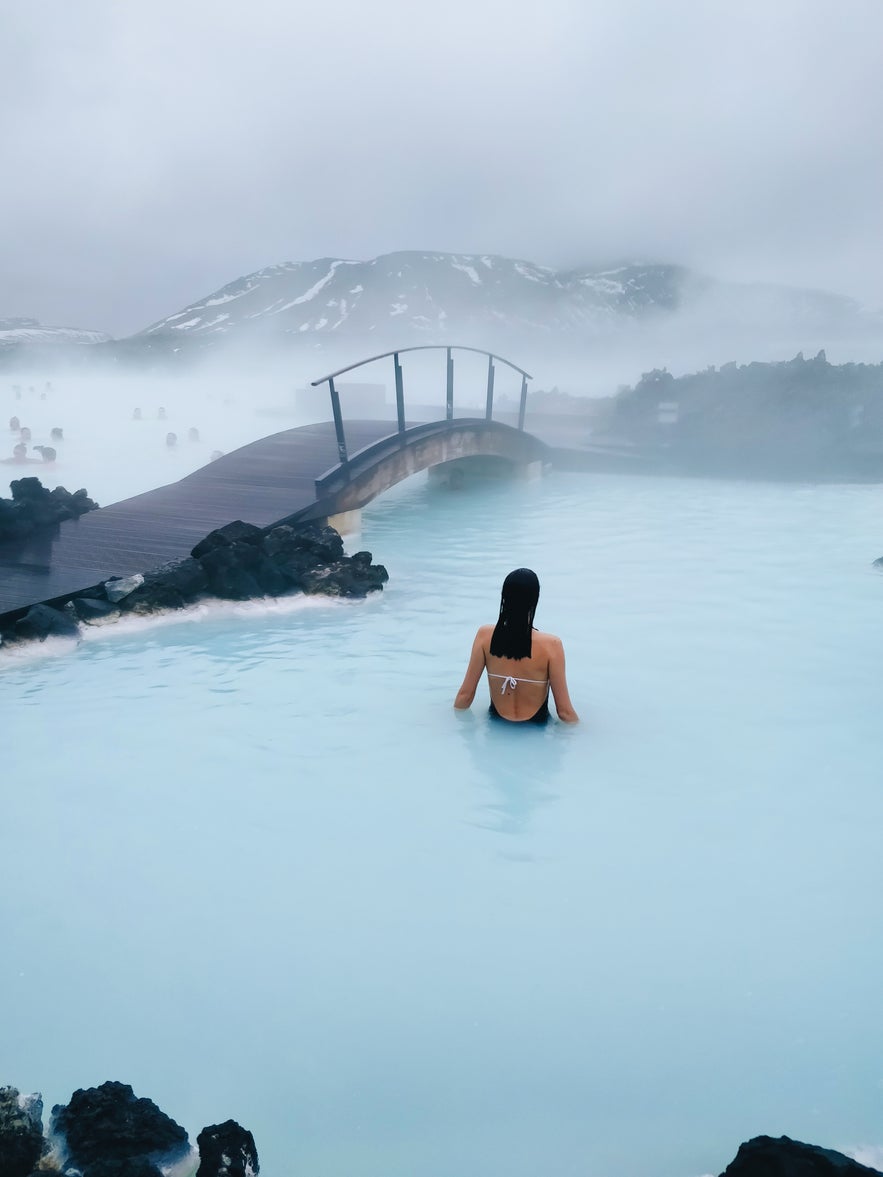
xmin=0 ymin=420 xmax=397 ymax=619
xmin=0 ymin=415 xmax=651 ymax=622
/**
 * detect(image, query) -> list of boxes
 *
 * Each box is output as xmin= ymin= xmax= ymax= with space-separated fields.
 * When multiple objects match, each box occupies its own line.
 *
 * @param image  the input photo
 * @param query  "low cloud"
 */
xmin=2 ymin=0 xmax=882 ymax=335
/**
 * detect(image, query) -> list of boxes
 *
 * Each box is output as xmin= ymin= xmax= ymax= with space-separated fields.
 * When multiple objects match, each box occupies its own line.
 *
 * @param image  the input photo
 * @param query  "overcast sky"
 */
xmin=3 ymin=0 xmax=881 ymax=336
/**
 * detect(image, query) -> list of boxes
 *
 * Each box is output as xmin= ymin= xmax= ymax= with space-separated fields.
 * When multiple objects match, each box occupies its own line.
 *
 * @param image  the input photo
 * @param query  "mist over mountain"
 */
xmin=140 ymin=253 xmax=691 ymax=344
xmin=137 ymin=251 xmax=868 ymax=357
xmin=0 ymin=318 xmax=110 ymax=348
xmin=2 ymin=252 xmax=879 ymax=396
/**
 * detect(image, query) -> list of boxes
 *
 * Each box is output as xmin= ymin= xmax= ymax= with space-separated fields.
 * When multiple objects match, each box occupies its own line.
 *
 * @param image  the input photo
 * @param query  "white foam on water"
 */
xmin=161 ymin=1147 xmax=200 ymax=1176
xmin=1 ymin=591 xmax=364 ymax=670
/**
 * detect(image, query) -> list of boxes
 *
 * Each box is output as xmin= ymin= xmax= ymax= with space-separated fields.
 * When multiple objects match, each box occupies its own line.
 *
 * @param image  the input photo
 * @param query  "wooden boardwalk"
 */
xmin=0 ymin=414 xmax=651 ymax=622
xmin=0 ymin=420 xmax=397 ymax=620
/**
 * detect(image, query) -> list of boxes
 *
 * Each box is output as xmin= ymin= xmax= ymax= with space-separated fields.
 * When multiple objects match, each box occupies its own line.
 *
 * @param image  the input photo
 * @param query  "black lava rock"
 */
xmin=121 ymin=583 xmax=188 ymax=614
xmin=14 ymin=603 xmax=80 ymax=641
xmin=262 ymin=523 xmax=347 ymax=589
xmin=198 ymin=544 xmax=265 ymax=600
xmin=0 ymin=478 xmax=97 ymax=543
xmin=289 ymin=522 xmax=345 ymax=563
xmin=118 ymin=556 xmax=209 ymax=614
xmin=0 ymin=497 xmax=29 ymax=539
xmin=302 ymin=557 xmax=389 ymax=598
xmin=191 ymin=519 xmax=265 ymax=559
xmin=68 ymin=487 xmax=99 ymax=513
xmin=151 ymin=556 xmax=209 ymax=598
xmin=9 ymin=476 xmax=47 ymax=503
xmin=4 ymin=514 xmax=389 ymax=651
xmin=50 ymin=1081 xmax=189 ymax=1173
xmin=196 ymin=1120 xmax=259 ymax=1177
xmin=9 ymin=479 xmax=58 ymax=528
xmin=252 ymin=554 xmax=290 ymax=596
xmin=262 ymin=524 xmax=300 ymax=560
xmin=0 ymin=1087 xmax=43 ymax=1177
xmin=72 ymin=597 xmax=117 ymax=622
xmin=720 ymin=1136 xmax=883 ymax=1177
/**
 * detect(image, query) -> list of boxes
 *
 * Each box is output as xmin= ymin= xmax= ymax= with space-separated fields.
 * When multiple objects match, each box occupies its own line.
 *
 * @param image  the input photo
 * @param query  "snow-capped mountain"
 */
xmin=135 ymin=252 xmax=866 ymax=357
xmin=0 ymin=317 xmax=110 ymax=348
xmin=137 ymin=253 xmax=703 ymax=346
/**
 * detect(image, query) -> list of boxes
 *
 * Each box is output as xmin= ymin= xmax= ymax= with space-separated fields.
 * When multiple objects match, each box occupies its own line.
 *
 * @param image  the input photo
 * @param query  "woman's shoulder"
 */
xmin=533 ymin=629 xmax=564 ymax=651
xmin=475 ymin=623 xmax=495 ymax=642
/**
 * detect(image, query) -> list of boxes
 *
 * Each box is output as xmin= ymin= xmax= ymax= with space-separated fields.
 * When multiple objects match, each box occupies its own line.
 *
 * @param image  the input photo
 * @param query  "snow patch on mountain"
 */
xmin=275 ymin=260 xmax=355 ymax=312
xmin=514 ymin=263 xmax=545 ymax=283
xmin=204 ymin=288 xmax=252 ymax=307
xmin=0 ymin=317 xmax=110 ymax=347
xmin=134 ymin=250 xmax=868 ymax=355
xmin=452 ymin=261 xmax=481 ymax=285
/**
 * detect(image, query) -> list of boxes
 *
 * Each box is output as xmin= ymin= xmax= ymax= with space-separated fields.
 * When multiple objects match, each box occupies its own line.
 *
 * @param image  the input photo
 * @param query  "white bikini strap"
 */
xmin=488 ymin=671 xmax=546 ymax=691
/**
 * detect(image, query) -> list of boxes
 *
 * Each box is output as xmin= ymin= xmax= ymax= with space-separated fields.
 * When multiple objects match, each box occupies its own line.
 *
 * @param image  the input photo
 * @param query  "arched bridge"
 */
xmin=0 ymin=346 xmax=552 ymax=620
xmin=294 ymin=415 xmax=547 ymax=530
xmin=300 ymin=344 xmax=544 ymax=526
xmin=310 ymin=343 xmax=534 ymax=465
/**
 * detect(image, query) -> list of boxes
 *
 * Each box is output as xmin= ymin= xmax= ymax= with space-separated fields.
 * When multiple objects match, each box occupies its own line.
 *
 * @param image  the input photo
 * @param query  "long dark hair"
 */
xmin=489 ymin=568 xmax=540 ymax=661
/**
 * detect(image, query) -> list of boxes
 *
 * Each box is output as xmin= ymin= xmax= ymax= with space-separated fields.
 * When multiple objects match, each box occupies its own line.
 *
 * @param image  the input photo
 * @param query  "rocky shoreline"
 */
xmin=3 ymin=1079 xmax=881 ymax=1177
xmin=1 ymin=1081 xmax=257 ymax=1176
xmin=0 ymin=476 xmax=98 ymax=544
xmin=0 ymin=518 xmax=388 ymax=649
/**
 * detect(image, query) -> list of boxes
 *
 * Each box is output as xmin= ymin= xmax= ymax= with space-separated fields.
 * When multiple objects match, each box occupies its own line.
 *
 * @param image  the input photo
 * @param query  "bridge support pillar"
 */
xmin=324 ymin=508 xmax=362 ymax=536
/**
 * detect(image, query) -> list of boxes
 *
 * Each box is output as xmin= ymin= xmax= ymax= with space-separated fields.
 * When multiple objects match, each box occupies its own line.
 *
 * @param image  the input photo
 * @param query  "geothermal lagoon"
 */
xmin=1 ymin=374 xmax=882 ymax=1176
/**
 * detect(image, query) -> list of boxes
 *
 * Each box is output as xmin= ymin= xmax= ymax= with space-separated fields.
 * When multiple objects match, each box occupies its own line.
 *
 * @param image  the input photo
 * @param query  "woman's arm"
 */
xmin=453 ymin=628 xmax=488 ymax=709
xmin=548 ymin=636 xmax=579 ymax=723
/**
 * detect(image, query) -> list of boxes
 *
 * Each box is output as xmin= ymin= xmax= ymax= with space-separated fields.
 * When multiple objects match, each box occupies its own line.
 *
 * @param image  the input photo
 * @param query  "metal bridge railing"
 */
xmin=310 ymin=344 xmax=532 ymax=466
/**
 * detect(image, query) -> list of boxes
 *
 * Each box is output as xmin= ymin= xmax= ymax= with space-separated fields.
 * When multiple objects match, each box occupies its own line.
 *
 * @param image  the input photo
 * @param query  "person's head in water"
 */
xmin=489 ymin=568 xmax=540 ymax=661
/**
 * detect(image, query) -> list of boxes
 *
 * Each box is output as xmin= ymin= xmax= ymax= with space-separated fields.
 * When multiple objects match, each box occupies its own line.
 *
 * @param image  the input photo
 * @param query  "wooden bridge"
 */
xmin=0 ymin=346 xmax=569 ymax=622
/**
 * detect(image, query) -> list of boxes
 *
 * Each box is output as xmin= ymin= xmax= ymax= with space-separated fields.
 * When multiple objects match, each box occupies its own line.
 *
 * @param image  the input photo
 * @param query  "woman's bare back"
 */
xmin=455 ymin=624 xmax=579 ymax=723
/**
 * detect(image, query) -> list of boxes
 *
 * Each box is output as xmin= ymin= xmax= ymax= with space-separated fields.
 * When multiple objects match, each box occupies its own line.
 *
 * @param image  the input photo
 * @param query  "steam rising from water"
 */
xmin=2 ymin=367 xmax=322 ymax=505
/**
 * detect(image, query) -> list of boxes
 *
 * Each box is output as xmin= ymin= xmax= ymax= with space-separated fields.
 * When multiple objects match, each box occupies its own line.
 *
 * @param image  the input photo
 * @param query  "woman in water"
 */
xmin=454 ymin=568 xmax=579 ymax=724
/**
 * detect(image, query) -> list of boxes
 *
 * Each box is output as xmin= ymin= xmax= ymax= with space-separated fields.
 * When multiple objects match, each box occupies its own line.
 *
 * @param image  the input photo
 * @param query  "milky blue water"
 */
xmin=2 ymin=467 xmax=882 ymax=1177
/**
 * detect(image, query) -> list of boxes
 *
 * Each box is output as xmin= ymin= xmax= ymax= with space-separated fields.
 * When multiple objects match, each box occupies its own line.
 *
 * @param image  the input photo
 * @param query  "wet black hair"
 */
xmin=489 ymin=568 xmax=540 ymax=661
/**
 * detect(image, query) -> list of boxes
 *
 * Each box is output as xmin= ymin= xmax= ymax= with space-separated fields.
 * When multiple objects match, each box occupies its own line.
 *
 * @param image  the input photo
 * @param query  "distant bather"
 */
xmin=158 ymin=407 xmax=167 ymax=420
xmin=9 ymin=416 xmax=19 ymax=431
xmin=19 ymin=426 xmax=31 ymax=442
xmin=34 ymin=445 xmax=56 ymax=463
xmin=133 ymin=407 xmax=142 ymax=420
xmin=166 ymin=432 xmax=177 ymax=447
xmin=188 ymin=427 xmax=200 ymax=442
xmin=50 ymin=427 xmax=64 ymax=441
xmin=210 ymin=450 xmax=224 ymax=461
